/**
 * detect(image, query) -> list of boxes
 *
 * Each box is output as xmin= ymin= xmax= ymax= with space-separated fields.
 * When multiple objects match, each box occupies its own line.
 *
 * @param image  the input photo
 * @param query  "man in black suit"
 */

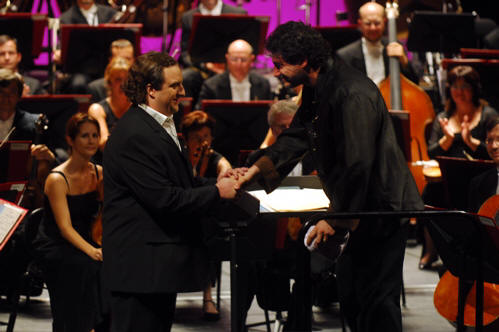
xmin=102 ymin=52 xmax=239 ymax=332
xmin=195 ymin=39 xmax=272 ymax=109
xmin=180 ymin=0 xmax=247 ymax=106
xmin=336 ymin=1 xmax=417 ymax=84
xmin=0 ymin=35 xmax=46 ymax=95
xmin=469 ymin=116 xmax=499 ymax=212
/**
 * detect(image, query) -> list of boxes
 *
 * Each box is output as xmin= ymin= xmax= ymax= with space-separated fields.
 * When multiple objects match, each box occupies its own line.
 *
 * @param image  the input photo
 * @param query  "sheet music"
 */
xmin=248 ymin=188 xmax=330 ymax=212
xmin=0 ymin=203 xmax=25 ymax=243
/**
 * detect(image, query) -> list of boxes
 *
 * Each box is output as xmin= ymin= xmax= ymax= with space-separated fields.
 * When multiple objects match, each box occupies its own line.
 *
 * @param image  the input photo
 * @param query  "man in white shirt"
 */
xmin=195 ymin=39 xmax=272 ymax=109
xmin=336 ymin=1 xmax=418 ymax=84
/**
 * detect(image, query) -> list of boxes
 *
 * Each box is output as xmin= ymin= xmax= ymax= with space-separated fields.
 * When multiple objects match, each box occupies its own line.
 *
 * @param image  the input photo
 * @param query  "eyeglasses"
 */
xmin=485 ymin=137 xmax=499 ymax=146
xmin=227 ymin=56 xmax=251 ymax=63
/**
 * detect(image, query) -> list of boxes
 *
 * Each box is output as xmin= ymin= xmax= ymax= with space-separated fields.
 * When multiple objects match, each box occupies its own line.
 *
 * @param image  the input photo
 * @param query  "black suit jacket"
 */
xmin=60 ymin=4 xmax=116 ymax=24
xmin=103 ymin=105 xmax=221 ymax=293
xmin=468 ymin=167 xmax=498 ymax=213
xmin=195 ymin=71 xmax=272 ymax=109
xmin=180 ymin=4 xmax=247 ymax=67
xmin=336 ymin=38 xmax=418 ymax=84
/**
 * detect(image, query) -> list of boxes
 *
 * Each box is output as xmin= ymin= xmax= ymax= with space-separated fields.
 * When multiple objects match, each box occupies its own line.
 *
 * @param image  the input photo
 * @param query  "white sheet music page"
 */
xmin=0 ymin=202 xmax=25 ymax=244
xmin=248 ymin=188 xmax=330 ymax=212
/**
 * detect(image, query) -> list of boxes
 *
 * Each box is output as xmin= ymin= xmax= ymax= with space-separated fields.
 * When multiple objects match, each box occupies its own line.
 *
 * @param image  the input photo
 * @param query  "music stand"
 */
xmin=18 ymin=94 xmax=92 ymax=154
xmin=407 ymin=11 xmax=476 ymax=53
xmin=0 ymin=13 xmax=47 ymax=70
xmin=315 ymin=25 xmax=362 ymax=53
xmin=189 ymin=14 xmax=269 ymax=64
xmin=0 ymin=181 xmax=27 ymax=206
xmin=0 ymin=141 xmax=31 ymax=183
xmin=436 ymin=156 xmax=495 ymax=211
xmin=202 ymin=100 xmax=272 ymax=166
xmin=60 ymin=24 xmax=142 ymax=78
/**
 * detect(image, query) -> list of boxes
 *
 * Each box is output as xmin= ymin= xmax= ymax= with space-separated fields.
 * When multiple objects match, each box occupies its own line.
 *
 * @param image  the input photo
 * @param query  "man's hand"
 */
xmin=235 ymin=165 xmax=260 ymax=190
xmin=386 ymin=42 xmax=408 ymax=67
xmin=305 ymin=219 xmax=335 ymax=248
xmin=31 ymin=144 xmax=55 ymax=162
xmin=217 ymin=167 xmax=248 ymax=182
xmin=216 ymin=176 xmax=239 ymax=199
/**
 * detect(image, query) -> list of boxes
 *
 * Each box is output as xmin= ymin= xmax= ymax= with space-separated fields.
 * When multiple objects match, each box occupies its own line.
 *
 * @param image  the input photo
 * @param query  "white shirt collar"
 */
xmin=138 ymin=104 xmax=181 ymax=150
xmin=80 ymin=4 xmax=98 ymax=25
xmin=361 ymin=37 xmax=383 ymax=51
xmin=199 ymin=0 xmax=223 ymax=15
xmin=229 ymin=73 xmax=251 ymax=102
xmin=229 ymin=73 xmax=250 ymax=85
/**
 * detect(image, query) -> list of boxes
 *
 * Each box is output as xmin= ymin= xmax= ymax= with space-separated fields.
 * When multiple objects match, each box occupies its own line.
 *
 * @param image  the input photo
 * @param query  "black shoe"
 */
xmin=202 ymin=300 xmax=220 ymax=321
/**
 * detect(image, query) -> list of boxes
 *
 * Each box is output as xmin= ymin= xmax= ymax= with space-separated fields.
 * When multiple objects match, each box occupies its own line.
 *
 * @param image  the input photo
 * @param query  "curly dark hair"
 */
xmin=485 ymin=115 xmax=499 ymax=135
xmin=122 ymin=52 xmax=177 ymax=105
xmin=181 ymin=110 xmax=216 ymax=139
xmin=265 ymin=21 xmax=331 ymax=70
xmin=445 ymin=65 xmax=482 ymax=114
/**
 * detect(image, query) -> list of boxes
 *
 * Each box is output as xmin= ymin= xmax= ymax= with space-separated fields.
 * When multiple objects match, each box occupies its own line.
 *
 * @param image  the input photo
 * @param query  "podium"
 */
xmin=0 ymin=13 xmax=47 ymax=70
xmin=60 ymin=23 xmax=142 ymax=79
xmin=189 ymin=14 xmax=269 ymax=64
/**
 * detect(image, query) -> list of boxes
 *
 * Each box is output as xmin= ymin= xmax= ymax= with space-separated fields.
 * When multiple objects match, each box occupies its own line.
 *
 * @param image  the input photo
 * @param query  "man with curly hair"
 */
xmin=102 ymin=52 xmax=239 ymax=332
xmin=238 ymin=21 xmax=423 ymax=332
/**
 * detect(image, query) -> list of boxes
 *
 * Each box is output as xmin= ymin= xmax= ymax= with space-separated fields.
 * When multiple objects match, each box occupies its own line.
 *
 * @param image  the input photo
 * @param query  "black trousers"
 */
xmin=336 ymin=219 xmax=408 ymax=332
xmin=110 ymin=291 xmax=177 ymax=332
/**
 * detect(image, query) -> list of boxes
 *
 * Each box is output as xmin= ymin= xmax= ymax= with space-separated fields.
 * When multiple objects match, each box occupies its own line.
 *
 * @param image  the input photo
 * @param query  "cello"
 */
xmin=378 ymin=0 xmax=435 ymax=193
xmin=433 ymin=195 xmax=499 ymax=330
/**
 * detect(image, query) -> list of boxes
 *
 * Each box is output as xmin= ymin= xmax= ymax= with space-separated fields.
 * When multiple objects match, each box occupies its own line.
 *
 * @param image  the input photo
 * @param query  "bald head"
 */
xmin=358 ymin=2 xmax=386 ymax=43
xmin=226 ymin=39 xmax=255 ymax=82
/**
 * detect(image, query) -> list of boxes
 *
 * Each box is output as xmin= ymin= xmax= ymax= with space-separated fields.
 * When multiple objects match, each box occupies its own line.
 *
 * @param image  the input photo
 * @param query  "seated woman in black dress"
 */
xmin=421 ymin=65 xmax=498 ymax=269
xmin=181 ymin=110 xmax=231 ymax=320
xmin=34 ymin=112 xmax=106 ymax=332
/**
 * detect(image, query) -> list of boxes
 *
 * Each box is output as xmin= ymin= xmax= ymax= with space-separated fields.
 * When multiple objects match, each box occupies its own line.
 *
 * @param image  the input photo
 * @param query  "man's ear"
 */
xmin=146 ymin=84 xmax=155 ymax=99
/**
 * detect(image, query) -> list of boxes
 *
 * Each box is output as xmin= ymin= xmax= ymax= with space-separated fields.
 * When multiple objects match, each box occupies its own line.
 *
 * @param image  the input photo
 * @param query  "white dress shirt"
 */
xmin=199 ymin=0 xmax=223 ymax=15
xmin=229 ymin=74 xmax=251 ymax=102
xmin=80 ymin=4 xmax=99 ymax=26
xmin=361 ymin=37 xmax=385 ymax=85
xmin=139 ymin=104 xmax=181 ymax=151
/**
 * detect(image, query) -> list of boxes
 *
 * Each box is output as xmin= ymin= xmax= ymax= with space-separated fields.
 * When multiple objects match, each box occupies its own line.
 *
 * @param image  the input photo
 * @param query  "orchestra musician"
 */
xmin=33 ymin=112 xmax=107 ymax=332
xmin=102 ymin=52 xmax=239 ymax=332
xmin=88 ymin=56 xmax=131 ymax=164
xmin=420 ymin=65 xmax=498 ymax=269
xmin=180 ymin=0 xmax=247 ymax=107
xmin=0 ymin=69 xmax=55 ymax=171
xmin=336 ymin=1 xmax=418 ymax=84
xmin=181 ymin=110 xmax=231 ymax=320
xmin=468 ymin=116 xmax=499 ymax=213
xmin=0 ymin=35 xmax=46 ymax=95
xmin=236 ymin=21 xmax=423 ymax=332
xmin=194 ymin=39 xmax=272 ymax=110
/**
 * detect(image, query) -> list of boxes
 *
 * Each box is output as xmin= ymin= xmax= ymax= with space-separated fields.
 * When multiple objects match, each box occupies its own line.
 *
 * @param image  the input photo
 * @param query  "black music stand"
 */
xmin=407 ymin=11 xmax=476 ymax=53
xmin=202 ymin=100 xmax=272 ymax=166
xmin=0 ymin=141 xmax=31 ymax=183
xmin=60 ymin=24 xmax=142 ymax=79
xmin=18 ymin=94 xmax=92 ymax=155
xmin=0 ymin=181 xmax=27 ymax=205
xmin=0 ymin=13 xmax=47 ymax=70
xmin=436 ymin=156 xmax=495 ymax=211
xmin=189 ymin=14 xmax=269 ymax=64
xmin=315 ymin=25 xmax=362 ymax=53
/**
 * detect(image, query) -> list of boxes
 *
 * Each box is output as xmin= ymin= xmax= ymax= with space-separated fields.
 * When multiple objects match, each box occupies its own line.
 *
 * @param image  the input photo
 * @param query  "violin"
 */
xmin=433 ymin=195 xmax=499 ymax=329
xmin=193 ymin=140 xmax=213 ymax=177
xmin=20 ymin=114 xmax=50 ymax=210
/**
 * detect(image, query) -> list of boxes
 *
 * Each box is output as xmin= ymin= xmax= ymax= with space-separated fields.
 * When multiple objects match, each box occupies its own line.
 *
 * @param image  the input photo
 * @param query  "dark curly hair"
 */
xmin=445 ymin=65 xmax=482 ymax=114
xmin=122 ymin=52 xmax=177 ymax=105
xmin=485 ymin=115 xmax=499 ymax=135
xmin=265 ymin=21 xmax=331 ymax=70
xmin=181 ymin=110 xmax=216 ymax=139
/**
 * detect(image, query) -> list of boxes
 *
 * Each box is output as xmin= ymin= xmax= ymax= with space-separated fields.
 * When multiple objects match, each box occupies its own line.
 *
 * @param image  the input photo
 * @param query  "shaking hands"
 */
xmin=215 ymin=165 xmax=261 ymax=200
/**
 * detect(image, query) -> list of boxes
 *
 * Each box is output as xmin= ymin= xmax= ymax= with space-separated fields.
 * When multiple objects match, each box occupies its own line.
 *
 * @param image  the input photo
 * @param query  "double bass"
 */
xmin=378 ymin=0 xmax=436 ymax=193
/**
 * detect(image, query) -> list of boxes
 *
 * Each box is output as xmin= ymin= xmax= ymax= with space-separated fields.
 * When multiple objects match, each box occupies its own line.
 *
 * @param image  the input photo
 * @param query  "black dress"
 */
xmin=34 ymin=169 xmax=105 ymax=332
